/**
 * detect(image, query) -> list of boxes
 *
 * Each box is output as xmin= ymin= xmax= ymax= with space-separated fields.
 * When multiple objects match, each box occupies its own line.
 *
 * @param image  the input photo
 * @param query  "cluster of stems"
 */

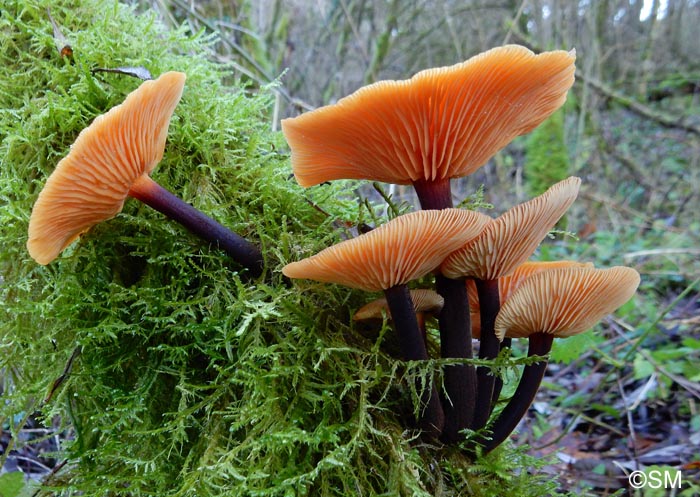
xmin=151 ymin=168 xmax=549 ymax=452
xmin=381 ymin=177 xmax=553 ymax=453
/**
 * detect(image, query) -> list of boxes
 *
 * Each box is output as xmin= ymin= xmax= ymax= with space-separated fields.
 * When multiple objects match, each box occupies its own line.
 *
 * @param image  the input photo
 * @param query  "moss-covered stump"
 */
xmin=1 ymin=2 xmax=571 ymax=496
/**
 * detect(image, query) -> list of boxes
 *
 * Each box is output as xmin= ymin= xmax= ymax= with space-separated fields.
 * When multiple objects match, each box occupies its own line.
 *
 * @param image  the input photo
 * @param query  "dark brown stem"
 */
xmin=412 ymin=178 xmax=453 ymax=210
xmin=435 ymin=274 xmax=476 ymax=443
xmin=129 ymin=175 xmax=263 ymax=277
xmin=472 ymin=278 xmax=501 ymax=430
xmin=384 ymin=284 xmax=445 ymax=439
xmin=480 ymin=333 xmax=553 ymax=454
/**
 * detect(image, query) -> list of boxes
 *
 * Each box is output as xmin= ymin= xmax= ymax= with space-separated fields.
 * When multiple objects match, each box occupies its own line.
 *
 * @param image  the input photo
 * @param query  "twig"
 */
xmin=502 ymin=0 xmax=528 ymax=45
xmin=31 ymin=459 xmax=69 ymax=497
xmin=165 ymin=0 xmax=314 ymax=112
xmin=616 ymin=376 xmax=640 ymax=464
xmin=623 ymin=248 xmax=700 ymax=260
xmin=43 ymin=346 xmax=81 ymax=405
xmin=508 ymin=22 xmax=700 ymax=136
xmin=338 ymin=0 xmax=370 ymax=65
xmin=610 ymin=320 xmax=700 ymax=400
xmin=579 ymin=190 xmax=685 ymax=234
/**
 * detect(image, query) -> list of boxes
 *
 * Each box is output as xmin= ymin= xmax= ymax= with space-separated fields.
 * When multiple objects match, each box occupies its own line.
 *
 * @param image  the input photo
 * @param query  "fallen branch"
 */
xmin=578 ymin=70 xmax=700 ymax=136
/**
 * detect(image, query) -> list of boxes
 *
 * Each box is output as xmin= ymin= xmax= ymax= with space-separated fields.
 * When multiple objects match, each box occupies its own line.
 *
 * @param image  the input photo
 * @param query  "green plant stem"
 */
xmin=384 ymin=284 xmax=445 ymax=438
xmin=436 ymin=274 xmax=476 ymax=443
xmin=412 ymin=178 xmax=453 ymax=210
xmin=472 ymin=278 xmax=501 ymax=430
xmin=480 ymin=333 xmax=553 ymax=454
xmin=490 ymin=338 xmax=512 ymax=412
xmin=129 ymin=175 xmax=264 ymax=276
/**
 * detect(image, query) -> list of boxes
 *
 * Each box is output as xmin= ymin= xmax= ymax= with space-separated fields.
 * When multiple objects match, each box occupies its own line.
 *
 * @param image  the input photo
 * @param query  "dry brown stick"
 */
xmin=579 ymin=190 xmax=685 ymax=234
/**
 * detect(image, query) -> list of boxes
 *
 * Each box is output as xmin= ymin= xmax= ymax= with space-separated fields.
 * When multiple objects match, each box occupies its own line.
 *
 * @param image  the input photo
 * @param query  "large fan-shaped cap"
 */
xmin=27 ymin=71 xmax=186 ymax=265
xmin=282 ymin=45 xmax=575 ymax=187
xmin=441 ymin=177 xmax=581 ymax=280
xmin=282 ymin=209 xmax=490 ymax=292
xmin=353 ymin=289 xmax=444 ymax=321
xmin=494 ymin=266 xmax=640 ymax=340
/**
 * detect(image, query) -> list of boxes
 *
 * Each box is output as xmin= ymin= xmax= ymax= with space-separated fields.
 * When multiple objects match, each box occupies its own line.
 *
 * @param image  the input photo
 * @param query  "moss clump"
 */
xmin=1 ymin=1 xmax=580 ymax=496
xmin=524 ymin=109 xmax=570 ymax=197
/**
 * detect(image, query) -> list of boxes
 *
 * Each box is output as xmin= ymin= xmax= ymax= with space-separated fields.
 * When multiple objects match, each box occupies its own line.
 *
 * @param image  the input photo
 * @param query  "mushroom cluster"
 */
xmin=26 ymin=45 xmax=640 ymax=457
xmin=281 ymin=45 xmax=640 ymax=452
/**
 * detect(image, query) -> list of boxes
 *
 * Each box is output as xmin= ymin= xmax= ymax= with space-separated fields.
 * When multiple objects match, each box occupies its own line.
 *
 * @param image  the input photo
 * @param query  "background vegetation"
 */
xmin=1 ymin=0 xmax=699 ymax=496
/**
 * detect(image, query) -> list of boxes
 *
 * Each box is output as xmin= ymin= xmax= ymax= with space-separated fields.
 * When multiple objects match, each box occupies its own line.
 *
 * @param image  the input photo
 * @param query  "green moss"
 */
xmin=524 ymin=109 xmax=570 ymax=197
xmin=1 ymin=2 xmax=582 ymax=495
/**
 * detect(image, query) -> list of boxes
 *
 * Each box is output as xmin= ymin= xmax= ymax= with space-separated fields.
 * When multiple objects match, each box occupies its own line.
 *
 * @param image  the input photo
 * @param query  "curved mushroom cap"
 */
xmin=27 ymin=71 xmax=186 ymax=264
xmin=441 ymin=177 xmax=581 ymax=281
xmin=494 ymin=266 xmax=640 ymax=340
xmin=467 ymin=260 xmax=594 ymax=339
xmin=282 ymin=45 xmax=575 ymax=187
xmin=466 ymin=260 xmax=594 ymax=311
xmin=354 ymin=289 xmax=444 ymax=321
xmin=282 ymin=209 xmax=490 ymax=292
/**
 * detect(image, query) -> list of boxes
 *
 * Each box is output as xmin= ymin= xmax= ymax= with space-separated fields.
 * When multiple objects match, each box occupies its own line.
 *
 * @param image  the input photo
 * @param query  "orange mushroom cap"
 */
xmin=282 ymin=45 xmax=575 ymax=187
xmin=494 ymin=266 xmax=640 ymax=340
xmin=441 ymin=177 xmax=581 ymax=281
xmin=353 ymin=289 xmax=444 ymax=321
xmin=282 ymin=209 xmax=490 ymax=292
xmin=27 ymin=71 xmax=186 ymax=265
xmin=466 ymin=260 xmax=595 ymax=311
xmin=467 ymin=260 xmax=594 ymax=338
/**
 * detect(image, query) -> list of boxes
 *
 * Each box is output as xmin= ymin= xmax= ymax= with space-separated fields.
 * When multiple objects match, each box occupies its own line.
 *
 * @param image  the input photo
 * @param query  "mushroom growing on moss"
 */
xmin=282 ymin=45 xmax=576 ymax=210
xmin=440 ymin=177 xmax=581 ymax=433
xmin=467 ymin=260 xmax=595 ymax=411
xmin=473 ymin=265 xmax=640 ymax=454
xmin=26 ymin=71 xmax=263 ymax=275
xmin=283 ymin=209 xmax=490 ymax=437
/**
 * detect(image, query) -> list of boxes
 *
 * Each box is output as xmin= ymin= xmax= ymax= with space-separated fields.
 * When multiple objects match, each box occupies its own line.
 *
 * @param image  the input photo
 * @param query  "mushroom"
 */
xmin=282 ymin=45 xmax=575 ymax=210
xmin=282 ymin=46 xmax=575 ymax=441
xmin=353 ymin=289 xmax=444 ymax=340
xmin=466 ymin=260 xmax=594 ymax=410
xmin=283 ymin=208 xmax=490 ymax=437
xmin=474 ymin=265 xmax=640 ymax=454
xmin=26 ymin=71 xmax=263 ymax=275
xmin=440 ymin=177 xmax=581 ymax=432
